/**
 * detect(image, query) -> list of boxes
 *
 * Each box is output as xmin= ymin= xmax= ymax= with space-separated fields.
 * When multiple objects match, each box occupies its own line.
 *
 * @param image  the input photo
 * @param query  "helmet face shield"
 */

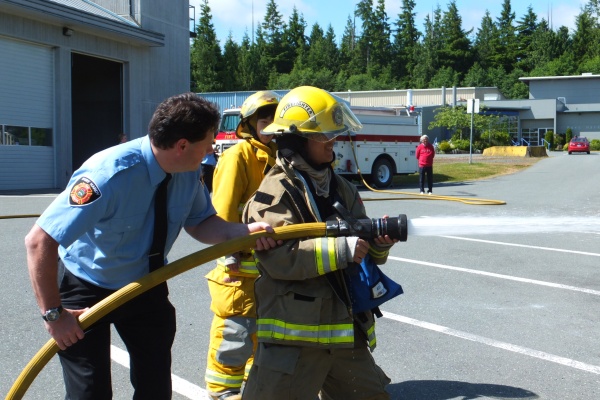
xmin=262 ymin=92 xmax=363 ymax=142
xmin=236 ymin=91 xmax=280 ymax=139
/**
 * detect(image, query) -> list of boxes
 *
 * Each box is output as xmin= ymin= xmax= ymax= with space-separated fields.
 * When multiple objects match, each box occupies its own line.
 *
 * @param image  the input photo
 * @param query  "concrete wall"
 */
xmin=483 ymin=146 xmax=548 ymax=157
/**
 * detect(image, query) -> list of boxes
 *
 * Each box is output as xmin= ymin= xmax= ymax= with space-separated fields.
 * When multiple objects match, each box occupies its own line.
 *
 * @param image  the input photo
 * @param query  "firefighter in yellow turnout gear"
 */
xmin=204 ymin=91 xmax=279 ymax=400
xmin=241 ymin=86 xmax=397 ymax=400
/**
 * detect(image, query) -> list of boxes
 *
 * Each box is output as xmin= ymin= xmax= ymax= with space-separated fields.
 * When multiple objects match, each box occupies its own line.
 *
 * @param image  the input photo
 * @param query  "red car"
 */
xmin=568 ymin=137 xmax=590 ymax=154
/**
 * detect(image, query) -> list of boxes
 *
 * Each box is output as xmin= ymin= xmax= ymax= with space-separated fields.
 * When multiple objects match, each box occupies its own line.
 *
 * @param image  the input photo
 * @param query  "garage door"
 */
xmin=0 ymin=36 xmax=54 ymax=190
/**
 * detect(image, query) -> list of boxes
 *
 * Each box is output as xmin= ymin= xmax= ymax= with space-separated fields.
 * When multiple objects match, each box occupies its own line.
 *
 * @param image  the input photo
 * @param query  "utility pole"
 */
xmin=467 ymin=98 xmax=480 ymax=165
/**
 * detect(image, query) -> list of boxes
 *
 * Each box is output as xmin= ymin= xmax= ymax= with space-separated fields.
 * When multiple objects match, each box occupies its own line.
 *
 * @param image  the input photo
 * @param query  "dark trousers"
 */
xmin=419 ymin=166 xmax=433 ymax=193
xmin=58 ymin=268 xmax=176 ymax=400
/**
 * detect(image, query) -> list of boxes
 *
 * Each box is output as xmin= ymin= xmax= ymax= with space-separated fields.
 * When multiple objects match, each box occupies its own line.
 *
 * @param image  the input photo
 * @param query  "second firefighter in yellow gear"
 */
xmin=204 ymin=91 xmax=279 ymax=400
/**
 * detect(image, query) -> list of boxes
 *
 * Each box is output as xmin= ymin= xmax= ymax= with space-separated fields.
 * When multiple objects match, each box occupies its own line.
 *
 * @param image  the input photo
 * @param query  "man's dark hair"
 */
xmin=149 ymin=93 xmax=220 ymax=149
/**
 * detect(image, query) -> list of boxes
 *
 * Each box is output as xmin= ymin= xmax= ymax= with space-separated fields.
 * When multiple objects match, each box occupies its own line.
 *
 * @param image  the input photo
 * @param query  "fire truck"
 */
xmin=333 ymin=106 xmax=420 ymax=187
xmin=213 ymin=106 xmax=420 ymax=188
xmin=213 ymin=107 xmax=242 ymax=155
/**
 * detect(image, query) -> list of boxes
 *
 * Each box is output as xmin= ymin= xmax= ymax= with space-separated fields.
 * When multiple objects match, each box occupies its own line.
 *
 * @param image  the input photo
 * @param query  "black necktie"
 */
xmin=149 ymin=173 xmax=171 ymax=272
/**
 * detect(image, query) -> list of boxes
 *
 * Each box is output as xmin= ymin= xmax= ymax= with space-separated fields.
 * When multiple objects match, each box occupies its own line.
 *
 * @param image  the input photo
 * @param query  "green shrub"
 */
xmin=479 ymin=130 xmax=511 ymax=146
xmin=438 ymin=140 xmax=451 ymax=153
xmin=591 ymin=139 xmax=600 ymax=151
xmin=565 ymin=127 xmax=573 ymax=144
xmin=554 ymin=133 xmax=564 ymax=149
xmin=544 ymin=130 xmax=554 ymax=150
xmin=452 ymin=139 xmax=470 ymax=151
xmin=563 ymin=143 xmax=569 ymax=151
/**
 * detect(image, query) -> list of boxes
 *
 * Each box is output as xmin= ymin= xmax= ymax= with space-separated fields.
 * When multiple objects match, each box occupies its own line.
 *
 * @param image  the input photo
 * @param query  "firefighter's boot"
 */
xmin=211 ymin=391 xmax=241 ymax=400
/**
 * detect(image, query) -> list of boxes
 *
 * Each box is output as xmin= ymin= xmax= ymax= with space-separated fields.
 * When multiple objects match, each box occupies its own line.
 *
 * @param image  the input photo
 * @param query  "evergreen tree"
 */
xmin=572 ymin=7 xmax=598 ymax=63
xmin=493 ymin=0 xmax=518 ymax=72
xmin=283 ymin=7 xmax=308 ymax=66
xmin=392 ymin=0 xmax=420 ymax=88
xmin=411 ymin=8 xmax=442 ymax=88
xmin=261 ymin=0 xmax=290 ymax=74
xmin=305 ymin=24 xmax=325 ymax=69
xmin=236 ymin=33 xmax=257 ymax=90
xmin=253 ymin=27 xmax=272 ymax=89
xmin=515 ymin=6 xmax=538 ymax=72
xmin=552 ymin=26 xmax=572 ymax=61
xmin=352 ymin=0 xmax=374 ymax=75
xmin=473 ymin=11 xmax=496 ymax=70
xmin=528 ymin=18 xmax=553 ymax=68
xmin=316 ymin=25 xmax=340 ymax=73
xmin=463 ymin=62 xmax=491 ymax=87
xmin=190 ymin=0 xmax=223 ymax=92
xmin=339 ymin=14 xmax=361 ymax=76
xmin=438 ymin=1 xmax=472 ymax=81
xmin=191 ymin=0 xmax=600 ymax=95
xmin=367 ymin=0 xmax=393 ymax=77
xmin=222 ymin=33 xmax=240 ymax=91
xmin=236 ymin=29 xmax=269 ymax=90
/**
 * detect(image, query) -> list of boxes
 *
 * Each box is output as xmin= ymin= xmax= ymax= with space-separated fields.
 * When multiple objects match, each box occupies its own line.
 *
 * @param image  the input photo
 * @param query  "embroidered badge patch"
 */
xmin=69 ymin=177 xmax=102 ymax=206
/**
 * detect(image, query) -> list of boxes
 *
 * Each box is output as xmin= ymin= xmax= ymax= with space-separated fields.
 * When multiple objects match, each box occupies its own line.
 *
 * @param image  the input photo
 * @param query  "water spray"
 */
xmin=408 ymin=216 xmax=600 ymax=237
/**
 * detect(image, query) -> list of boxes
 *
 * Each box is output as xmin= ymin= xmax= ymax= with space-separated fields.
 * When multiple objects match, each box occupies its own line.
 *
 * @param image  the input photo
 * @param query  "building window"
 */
xmin=1 ymin=125 xmax=52 ymax=146
xmin=31 ymin=127 xmax=53 ymax=146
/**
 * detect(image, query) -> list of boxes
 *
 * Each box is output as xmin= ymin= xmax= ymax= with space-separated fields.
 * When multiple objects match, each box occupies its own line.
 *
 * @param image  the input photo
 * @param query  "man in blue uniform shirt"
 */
xmin=24 ymin=93 xmax=279 ymax=399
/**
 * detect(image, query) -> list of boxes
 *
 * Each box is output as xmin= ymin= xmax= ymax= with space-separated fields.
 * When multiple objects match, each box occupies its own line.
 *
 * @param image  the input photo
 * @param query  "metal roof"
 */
xmin=1 ymin=0 xmax=163 ymax=46
xmin=47 ymin=0 xmax=137 ymax=26
xmin=520 ymin=74 xmax=600 ymax=82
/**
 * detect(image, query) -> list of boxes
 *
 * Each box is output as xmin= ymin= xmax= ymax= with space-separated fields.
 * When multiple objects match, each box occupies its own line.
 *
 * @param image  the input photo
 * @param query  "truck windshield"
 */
xmin=220 ymin=113 xmax=241 ymax=132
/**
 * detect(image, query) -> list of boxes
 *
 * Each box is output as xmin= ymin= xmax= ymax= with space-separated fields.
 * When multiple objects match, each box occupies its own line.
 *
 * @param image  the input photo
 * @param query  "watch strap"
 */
xmin=42 ymin=305 xmax=64 ymax=321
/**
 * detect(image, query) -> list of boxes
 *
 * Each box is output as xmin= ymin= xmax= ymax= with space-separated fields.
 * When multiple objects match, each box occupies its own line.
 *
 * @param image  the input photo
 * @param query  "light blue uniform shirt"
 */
xmin=201 ymin=152 xmax=217 ymax=166
xmin=37 ymin=136 xmax=216 ymax=289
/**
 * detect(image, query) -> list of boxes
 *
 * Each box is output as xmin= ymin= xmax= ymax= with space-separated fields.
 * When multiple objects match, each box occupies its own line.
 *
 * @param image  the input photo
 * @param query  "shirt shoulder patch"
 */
xmin=69 ymin=177 xmax=102 ymax=206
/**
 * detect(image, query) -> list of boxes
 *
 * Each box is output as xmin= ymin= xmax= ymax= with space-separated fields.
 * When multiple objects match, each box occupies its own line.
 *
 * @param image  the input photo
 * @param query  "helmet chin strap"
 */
xmin=244 ymin=119 xmax=259 ymax=141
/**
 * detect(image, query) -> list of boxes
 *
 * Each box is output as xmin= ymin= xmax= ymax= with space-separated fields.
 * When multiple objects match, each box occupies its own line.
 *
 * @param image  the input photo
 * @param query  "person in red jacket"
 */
xmin=415 ymin=134 xmax=435 ymax=194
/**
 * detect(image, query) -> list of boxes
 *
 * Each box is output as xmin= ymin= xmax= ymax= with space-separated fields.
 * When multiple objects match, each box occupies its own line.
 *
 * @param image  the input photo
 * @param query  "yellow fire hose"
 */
xmin=360 ymin=181 xmax=506 ymax=206
xmin=6 ymin=223 xmax=326 ymax=400
xmin=0 ymin=214 xmax=41 ymax=219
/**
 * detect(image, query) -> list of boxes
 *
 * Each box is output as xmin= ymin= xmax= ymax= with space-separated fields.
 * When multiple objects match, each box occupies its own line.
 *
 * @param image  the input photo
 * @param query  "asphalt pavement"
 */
xmin=2 ymin=151 xmax=599 ymax=399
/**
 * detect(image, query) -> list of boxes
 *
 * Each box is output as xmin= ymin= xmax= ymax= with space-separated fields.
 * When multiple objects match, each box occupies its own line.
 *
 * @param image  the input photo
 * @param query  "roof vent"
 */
xmin=557 ymin=97 xmax=566 ymax=104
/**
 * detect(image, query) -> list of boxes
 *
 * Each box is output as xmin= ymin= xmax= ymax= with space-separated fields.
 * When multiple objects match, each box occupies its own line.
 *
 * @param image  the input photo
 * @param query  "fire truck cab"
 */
xmin=214 ymin=107 xmax=242 ymax=155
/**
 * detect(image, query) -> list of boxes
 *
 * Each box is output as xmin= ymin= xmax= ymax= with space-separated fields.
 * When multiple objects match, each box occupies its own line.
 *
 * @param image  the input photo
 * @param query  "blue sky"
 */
xmin=190 ymin=0 xmax=588 ymax=46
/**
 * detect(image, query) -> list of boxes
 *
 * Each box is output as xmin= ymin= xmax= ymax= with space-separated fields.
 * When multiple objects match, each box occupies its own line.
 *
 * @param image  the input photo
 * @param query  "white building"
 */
xmin=0 ymin=0 xmax=191 ymax=190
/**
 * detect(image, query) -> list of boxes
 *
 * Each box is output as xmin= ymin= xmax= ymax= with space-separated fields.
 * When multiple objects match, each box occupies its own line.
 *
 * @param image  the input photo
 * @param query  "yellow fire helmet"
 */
xmin=262 ymin=86 xmax=362 ymax=142
xmin=235 ymin=90 xmax=280 ymax=139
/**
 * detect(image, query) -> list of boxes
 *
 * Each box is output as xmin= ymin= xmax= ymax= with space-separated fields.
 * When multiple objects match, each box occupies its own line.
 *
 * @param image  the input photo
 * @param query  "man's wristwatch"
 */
xmin=42 ymin=305 xmax=63 ymax=322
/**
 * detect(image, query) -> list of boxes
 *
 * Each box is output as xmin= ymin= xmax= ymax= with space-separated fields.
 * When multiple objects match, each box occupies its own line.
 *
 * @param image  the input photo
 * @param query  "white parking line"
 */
xmin=389 ymin=256 xmax=600 ymax=296
xmin=382 ymin=311 xmax=600 ymax=375
xmin=111 ymin=345 xmax=208 ymax=400
xmin=442 ymin=236 xmax=600 ymax=257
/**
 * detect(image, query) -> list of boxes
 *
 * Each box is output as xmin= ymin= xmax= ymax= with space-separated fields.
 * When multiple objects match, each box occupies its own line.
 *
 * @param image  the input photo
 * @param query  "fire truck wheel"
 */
xmin=370 ymin=158 xmax=394 ymax=188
